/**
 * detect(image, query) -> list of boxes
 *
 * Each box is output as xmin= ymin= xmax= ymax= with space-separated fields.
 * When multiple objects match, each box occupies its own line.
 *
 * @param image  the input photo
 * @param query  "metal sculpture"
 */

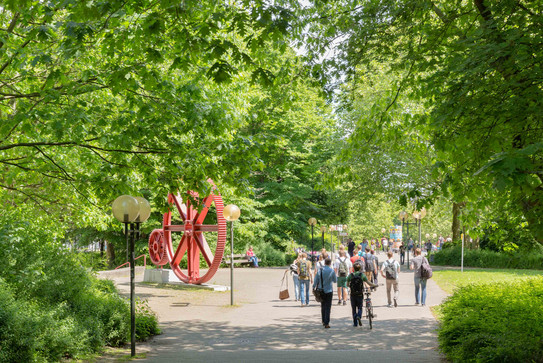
xmin=148 ymin=180 xmax=226 ymax=284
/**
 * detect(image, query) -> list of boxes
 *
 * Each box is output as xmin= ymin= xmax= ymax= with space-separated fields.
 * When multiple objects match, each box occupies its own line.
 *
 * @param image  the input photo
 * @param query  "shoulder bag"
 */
xmin=312 ymin=269 xmax=325 ymax=303
xmin=279 ymin=270 xmax=290 ymax=300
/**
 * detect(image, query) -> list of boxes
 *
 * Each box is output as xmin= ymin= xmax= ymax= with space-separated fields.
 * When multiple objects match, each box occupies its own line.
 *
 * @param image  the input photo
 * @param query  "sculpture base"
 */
xmin=143 ymin=269 xmax=229 ymax=291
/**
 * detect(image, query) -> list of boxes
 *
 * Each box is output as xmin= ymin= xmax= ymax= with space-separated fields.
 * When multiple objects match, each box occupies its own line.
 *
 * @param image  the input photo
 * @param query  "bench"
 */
xmin=222 ymin=253 xmax=261 ymax=266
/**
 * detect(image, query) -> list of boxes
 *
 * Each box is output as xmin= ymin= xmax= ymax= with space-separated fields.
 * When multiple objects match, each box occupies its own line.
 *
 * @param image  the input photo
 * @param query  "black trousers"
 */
xmin=321 ymin=292 xmax=333 ymax=325
xmin=350 ymin=294 xmax=363 ymax=326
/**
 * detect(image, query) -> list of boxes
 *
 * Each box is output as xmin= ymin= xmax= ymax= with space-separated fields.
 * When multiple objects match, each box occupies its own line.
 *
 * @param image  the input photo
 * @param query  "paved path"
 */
xmin=100 ymin=253 xmax=448 ymax=362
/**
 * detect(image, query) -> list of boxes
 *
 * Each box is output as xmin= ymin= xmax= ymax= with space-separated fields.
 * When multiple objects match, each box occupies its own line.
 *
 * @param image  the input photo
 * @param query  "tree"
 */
xmin=289 ymin=0 xmax=543 ymax=243
xmin=0 ymin=0 xmax=295 ymax=217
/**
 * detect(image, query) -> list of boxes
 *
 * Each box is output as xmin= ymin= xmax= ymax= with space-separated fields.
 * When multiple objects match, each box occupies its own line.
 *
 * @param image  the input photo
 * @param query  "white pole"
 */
xmin=461 ymin=230 xmax=464 ymax=273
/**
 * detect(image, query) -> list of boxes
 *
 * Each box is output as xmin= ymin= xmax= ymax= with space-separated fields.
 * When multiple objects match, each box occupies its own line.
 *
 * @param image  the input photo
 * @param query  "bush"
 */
xmin=433 ymin=246 xmax=543 ymax=270
xmin=438 ymin=276 xmax=543 ymax=362
xmin=136 ymin=298 xmax=161 ymax=341
xmin=255 ymin=244 xmax=286 ymax=266
xmin=0 ymin=221 xmax=160 ymax=361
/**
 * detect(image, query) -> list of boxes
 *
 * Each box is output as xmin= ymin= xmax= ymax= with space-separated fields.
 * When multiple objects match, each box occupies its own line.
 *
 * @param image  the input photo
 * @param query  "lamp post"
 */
xmin=329 ymin=226 xmax=335 ymax=257
xmin=112 ymin=195 xmax=151 ymax=357
xmin=412 ymin=208 xmax=427 ymax=252
xmin=398 ymin=211 xmax=418 ymax=266
xmin=223 ymin=204 xmax=241 ymax=306
xmin=308 ymin=218 xmax=317 ymax=262
xmin=320 ymin=226 xmax=326 ymax=249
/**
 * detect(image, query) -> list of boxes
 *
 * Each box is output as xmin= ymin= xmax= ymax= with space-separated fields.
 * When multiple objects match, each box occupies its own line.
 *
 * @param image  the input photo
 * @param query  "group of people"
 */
xmin=289 ymin=246 xmax=432 ymax=328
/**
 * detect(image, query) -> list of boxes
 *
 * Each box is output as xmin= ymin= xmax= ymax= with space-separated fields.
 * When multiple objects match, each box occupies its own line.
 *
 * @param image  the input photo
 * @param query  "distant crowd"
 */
xmin=289 ymin=239 xmax=433 ymax=328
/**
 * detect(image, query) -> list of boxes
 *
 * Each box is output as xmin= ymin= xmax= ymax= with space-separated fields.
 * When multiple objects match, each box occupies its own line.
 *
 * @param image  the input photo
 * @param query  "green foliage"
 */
xmin=437 ymin=277 xmax=543 ymax=362
xmin=135 ymin=298 xmax=161 ymax=341
xmin=0 ymin=218 xmax=159 ymax=361
xmin=290 ymin=0 xmax=543 ymax=243
xmin=433 ymin=246 xmax=543 ymax=270
xmin=254 ymin=244 xmax=286 ymax=267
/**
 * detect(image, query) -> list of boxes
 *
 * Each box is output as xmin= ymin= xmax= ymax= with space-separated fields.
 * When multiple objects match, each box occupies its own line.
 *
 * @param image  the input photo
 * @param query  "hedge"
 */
xmin=433 ymin=246 xmax=543 ymax=270
xmin=438 ymin=276 xmax=543 ymax=362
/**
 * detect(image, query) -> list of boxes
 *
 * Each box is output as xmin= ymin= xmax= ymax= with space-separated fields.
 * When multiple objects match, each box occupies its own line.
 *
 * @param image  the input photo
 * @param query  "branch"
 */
xmin=0 ymin=183 xmax=53 ymax=213
xmin=0 ymin=37 xmax=32 ymax=76
xmin=474 ymin=0 xmax=492 ymax=22
xmin=33 ymin=146 xmax=75 ymax=181
xmin=0 ymin=12 xmax=20 ymax=50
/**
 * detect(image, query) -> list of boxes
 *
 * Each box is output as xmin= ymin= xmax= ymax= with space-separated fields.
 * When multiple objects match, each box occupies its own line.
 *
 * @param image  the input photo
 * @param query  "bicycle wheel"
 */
xmin=367 ymin=304 xmax=373 ymax=330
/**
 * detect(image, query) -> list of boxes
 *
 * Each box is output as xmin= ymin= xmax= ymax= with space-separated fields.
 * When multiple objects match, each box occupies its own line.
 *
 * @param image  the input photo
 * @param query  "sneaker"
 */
xmin=324 ymin=325 xmax=330 ymax=329
xmin=394 ymin=298 xmax=398 ymax=307
xmin=343 ymin=301 xmax=347 ymax=306
xmin=415 ymin=302 xmax=419 ymax=305
xmin=421 ymin=304 xmax=426 ymax=307
xmin=357 ymin=317 xmax=362 ymax=327
xmin=338 ymin=300 xmax=342 ymax=305
xmin=387 ymin=304 xmax=392 ymax=308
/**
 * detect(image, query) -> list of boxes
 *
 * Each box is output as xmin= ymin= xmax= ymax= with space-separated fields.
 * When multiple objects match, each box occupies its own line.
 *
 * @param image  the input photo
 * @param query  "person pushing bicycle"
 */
xmin=346 ymin=262 xmax=378 ymax=327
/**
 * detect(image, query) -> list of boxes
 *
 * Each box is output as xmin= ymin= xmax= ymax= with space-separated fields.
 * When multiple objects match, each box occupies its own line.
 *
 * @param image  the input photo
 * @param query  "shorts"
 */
xmin=337 ymin=276 xmax=347 ymax=287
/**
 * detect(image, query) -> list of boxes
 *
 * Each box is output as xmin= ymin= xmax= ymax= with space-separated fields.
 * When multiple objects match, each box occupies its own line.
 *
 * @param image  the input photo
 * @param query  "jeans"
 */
xmin=249 ymin=256 xmax=258 ymax=267
xmin=414 ymin=276 xmax=427 ymax=305
xmin=299 ymin=279 xmax=310 ymax=305
xmin=350 ymin=295 xmax=363 ymax=326
xmin=321 ymin=292 xmax=333 ymax=325
xmin=292 ymin=274 xmax=300 ymax=300
xmin=400 ymin=251 xmax=405 ymax=265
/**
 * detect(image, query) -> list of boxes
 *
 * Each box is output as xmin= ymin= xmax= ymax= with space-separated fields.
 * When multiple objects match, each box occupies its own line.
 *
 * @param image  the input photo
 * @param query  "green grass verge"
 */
xmin=433 ymin=268 xmax=543 ymax=294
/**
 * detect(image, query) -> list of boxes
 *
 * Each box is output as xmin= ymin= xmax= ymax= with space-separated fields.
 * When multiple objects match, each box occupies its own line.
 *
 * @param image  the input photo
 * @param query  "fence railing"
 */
xmin=115 ymin=254 xmax=147 ymax=270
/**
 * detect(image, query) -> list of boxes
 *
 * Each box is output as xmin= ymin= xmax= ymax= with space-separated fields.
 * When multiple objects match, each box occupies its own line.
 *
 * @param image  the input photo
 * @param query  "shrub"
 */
xmin=0 ymin=221 xmax=160 ymax=361
xmin=438 ymin=276 xmax=543 ymax=362
xmin=136 ymin=298 xmax=161 ymax=341
xmin=255 ymin=244 xmax=286 ymax=266
xmin=433 ymin=246 xmax=543 ymax=270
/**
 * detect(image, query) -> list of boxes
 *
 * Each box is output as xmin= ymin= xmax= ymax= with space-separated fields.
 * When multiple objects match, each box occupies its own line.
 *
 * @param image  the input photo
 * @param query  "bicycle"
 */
xmin=364 ymin=286 xmax=376 ymax=329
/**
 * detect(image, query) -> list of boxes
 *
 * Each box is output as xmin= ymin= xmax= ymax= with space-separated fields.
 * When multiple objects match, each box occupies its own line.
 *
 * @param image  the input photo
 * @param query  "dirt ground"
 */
xmin=98 ymin=253 xmax=448 ymax=362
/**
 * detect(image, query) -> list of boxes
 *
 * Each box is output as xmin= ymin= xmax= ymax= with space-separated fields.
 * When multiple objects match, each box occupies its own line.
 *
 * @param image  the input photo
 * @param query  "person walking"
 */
xmin=364 ymin=247 xmax=377 ymax=284
xmin=334 ymin=251 xmax=352 ymax=305
xmin=410 ymin=248 xmax=429 ymax=306
xmin=347 ymin=238 xmax=356 ymax=258
xmin=290 ymin=253 xmax=302 ymax=301
xmin=399 ymin=242 xmax=406 ymax=265
xmin=297 ymin=252 xmax=313 ymax=306
xmin=370 ymin=249 xmax=379 ymax=286
xmin=347 ymin=262 xmax=378 ymax=327
xmin=313 ymin=257 xmax=337 ymax=328
xmin=314 ymin=251 xmax=328 ymax=278
xmin=382 ymin=238 xmax=389 ymax=253
xmin=380 ymin=251 xmax=400 ymax=308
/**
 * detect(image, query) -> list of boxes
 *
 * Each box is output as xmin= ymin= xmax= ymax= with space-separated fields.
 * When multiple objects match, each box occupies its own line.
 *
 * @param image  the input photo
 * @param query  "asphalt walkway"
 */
xmin=100 ymin=253 xmax=448 ymax=362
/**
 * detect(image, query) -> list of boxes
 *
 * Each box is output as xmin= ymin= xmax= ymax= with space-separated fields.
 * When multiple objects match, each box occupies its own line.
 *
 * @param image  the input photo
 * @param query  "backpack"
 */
xmin=420 ymin=257 xmax=433 ymax=279
xmin=385 ymin=260 xmax=397 ymax=280
xmin=338 ymin=257 xmax=348 ymax=277
xmin=349 ymin=273 xmax=365 ymax=296
xmin=365 ymin=254 xmax=375 ymax=272
xmin=298 ymin=261 xmax=308 ymax=278
xmin=290 ymin=263 xmax=298 ymax=273
xmin=355 ymin=256 xmax=365 ymax=272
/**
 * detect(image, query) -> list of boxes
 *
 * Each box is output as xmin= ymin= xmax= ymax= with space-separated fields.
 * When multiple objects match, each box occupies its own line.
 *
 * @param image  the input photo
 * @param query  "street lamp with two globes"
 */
xmin=111 ymin=195 xmax=151 ymax=357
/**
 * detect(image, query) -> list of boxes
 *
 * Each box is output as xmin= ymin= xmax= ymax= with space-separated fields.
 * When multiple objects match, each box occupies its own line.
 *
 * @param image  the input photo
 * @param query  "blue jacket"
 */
xmin=313 ymin=265 xmax=337 ymax=294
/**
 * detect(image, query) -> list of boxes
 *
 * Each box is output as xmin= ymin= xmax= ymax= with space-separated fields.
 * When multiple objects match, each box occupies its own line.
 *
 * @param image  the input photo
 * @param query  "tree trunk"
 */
xmin=100 ymin=240 xmax=104 ymax=258
xmin=106 ymin=241 xmax=116 ymax=269
xmin=452 ymin=202 xmax=465 ymax=242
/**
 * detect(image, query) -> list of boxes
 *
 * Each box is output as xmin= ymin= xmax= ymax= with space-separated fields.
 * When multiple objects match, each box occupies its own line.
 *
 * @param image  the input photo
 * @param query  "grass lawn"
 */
xmin=433 ymin=268 xmax=543 ymax=294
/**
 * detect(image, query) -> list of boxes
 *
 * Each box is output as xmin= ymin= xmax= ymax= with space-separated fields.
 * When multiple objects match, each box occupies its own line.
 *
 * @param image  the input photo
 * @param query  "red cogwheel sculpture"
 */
xmin=148 ymin=180 xmax=226 ymax=284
